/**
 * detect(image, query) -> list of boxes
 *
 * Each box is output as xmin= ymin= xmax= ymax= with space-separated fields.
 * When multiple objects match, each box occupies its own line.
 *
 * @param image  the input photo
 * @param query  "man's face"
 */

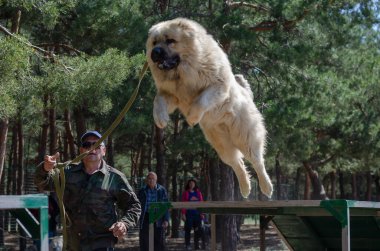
xmin=80 ymin=135 xmax=106 ymax=164
xmin=146 ymin=174 xmax=157 ymax=189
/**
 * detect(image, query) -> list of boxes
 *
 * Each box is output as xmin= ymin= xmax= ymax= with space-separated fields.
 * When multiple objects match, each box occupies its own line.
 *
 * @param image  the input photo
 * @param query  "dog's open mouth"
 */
xmin=157 ymin=56 xmax=180 ymax=70
xmin=151 ymin=47 xmax=180 ymax=70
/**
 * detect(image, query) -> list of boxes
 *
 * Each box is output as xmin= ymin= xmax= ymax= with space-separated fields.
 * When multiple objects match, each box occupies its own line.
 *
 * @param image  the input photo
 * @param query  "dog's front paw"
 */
xmin=239 ymin=180 xmax=251 ymax=199
xmin=153 ymin=110 xmax=170 ymax=128
xmin=186 ymin=106 xmax=204 ymax=127
xmin=259 ymin=176 xmax=273 ymax=198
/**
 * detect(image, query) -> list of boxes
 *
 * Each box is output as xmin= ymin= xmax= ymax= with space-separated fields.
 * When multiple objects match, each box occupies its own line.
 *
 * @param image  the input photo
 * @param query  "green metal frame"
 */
xmin=148 ymin=202 xmax=172 ymax=224
xmin=0 ymin=194 xmax=49 ymax=251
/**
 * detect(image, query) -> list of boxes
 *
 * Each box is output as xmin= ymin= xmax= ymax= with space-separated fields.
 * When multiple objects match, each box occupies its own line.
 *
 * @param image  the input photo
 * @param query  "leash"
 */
xmin=51 ymin=61 xmax=149 ymax=250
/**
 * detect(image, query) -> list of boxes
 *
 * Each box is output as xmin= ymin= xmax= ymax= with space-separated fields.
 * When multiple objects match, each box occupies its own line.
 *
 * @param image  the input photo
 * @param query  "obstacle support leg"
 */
xmin=321 ymin=200 xmax=351 ymax=251
xmin=211 ymin=214 xmax=216 ymax=251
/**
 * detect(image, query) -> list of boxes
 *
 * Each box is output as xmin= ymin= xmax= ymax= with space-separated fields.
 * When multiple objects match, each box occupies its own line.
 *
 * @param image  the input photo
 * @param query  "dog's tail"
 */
xmin=235 ymin=74 xmax=253 ymax=100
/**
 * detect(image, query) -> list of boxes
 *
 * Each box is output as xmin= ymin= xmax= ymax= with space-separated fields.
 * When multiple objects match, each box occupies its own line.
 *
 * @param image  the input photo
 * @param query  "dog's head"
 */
xmin=146 ymin=18 xmax=206 ymax=71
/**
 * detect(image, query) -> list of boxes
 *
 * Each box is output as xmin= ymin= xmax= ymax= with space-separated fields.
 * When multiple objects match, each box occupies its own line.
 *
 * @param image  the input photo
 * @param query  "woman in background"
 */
xmin=181 ymin=179 xmax=206 ymax=250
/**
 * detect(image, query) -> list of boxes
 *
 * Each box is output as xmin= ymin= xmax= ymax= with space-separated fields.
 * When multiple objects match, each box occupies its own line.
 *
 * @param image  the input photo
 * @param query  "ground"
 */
xmin=2 ymin=223 xmax=289 ymax=250
xmin=115 ymin=224 xmax=289 ymax=251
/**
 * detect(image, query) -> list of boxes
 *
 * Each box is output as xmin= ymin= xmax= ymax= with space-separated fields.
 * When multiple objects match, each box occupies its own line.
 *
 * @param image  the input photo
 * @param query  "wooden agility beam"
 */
xmin=148 ymin=200 xmax=380 ymax=251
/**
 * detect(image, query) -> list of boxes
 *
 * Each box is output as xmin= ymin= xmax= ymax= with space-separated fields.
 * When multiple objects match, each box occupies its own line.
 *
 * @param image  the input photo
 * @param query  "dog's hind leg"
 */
xmin=228 ymin=110 xmax=273 ymax=198
xmin=202 ymin=128 xmax=251 ymax=198
xmin=245 ymin=152 xmax=273 ymax=198
xmin=218 ymin=149 xmax=251 ymax=198
xmin=228 ymin=118 xmax=273 ymax=198
xmin=237 ymin=139 xmax=273 ymax=198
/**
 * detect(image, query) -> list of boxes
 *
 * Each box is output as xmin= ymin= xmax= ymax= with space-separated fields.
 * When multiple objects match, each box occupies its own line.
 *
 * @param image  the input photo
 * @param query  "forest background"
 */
xmin=0 ymin=0 xmax=379 ymax=249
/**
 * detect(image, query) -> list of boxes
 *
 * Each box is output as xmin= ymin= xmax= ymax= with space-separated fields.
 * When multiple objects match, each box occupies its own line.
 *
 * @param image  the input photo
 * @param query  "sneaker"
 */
xmin=186 ymin=245 xmax=192 ymax=250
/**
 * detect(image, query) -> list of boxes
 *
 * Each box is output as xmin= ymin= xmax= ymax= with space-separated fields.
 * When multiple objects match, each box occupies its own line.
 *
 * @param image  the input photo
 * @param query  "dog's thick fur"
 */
xmin=146 ymin=18 xmax=273 ymax=198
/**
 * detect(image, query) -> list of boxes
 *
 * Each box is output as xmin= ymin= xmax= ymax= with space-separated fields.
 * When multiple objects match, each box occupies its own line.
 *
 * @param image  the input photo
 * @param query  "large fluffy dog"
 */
xmin=146 ymin=18 xmax=273 ymax=198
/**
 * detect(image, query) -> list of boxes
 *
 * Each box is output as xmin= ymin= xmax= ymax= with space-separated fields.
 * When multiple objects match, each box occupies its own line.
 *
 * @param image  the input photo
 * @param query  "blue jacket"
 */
xmin=138 ymin=184 xmax=170 ymax=228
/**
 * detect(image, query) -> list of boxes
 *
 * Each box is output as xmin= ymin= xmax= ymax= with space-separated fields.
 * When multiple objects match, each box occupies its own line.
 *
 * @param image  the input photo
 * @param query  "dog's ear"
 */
xmin=175 ymin=19 xmax=196 ymax=39
xmin=177 ymin=20 xmax=208 ymax=41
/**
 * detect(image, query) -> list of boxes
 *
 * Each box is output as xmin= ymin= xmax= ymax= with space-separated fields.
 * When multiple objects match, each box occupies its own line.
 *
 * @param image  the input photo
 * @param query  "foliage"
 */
xmin=1 ymin=0 xmax=379 ymax=199
xmin=0 ymin=36 xmax=33 ymax=119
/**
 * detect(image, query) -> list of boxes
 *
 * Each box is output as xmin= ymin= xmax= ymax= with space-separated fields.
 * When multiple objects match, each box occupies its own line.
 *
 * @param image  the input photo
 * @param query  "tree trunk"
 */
xmin=170 ymin=160 xmax=180 ymax=238
xmin=294 ymin=167 xmax=302 ymax=200
xmin=147 ymin=123 xmax=155 ymax=171
xmin=365 ymin=170 xmax=372 ymax=201
xmin=63 ymin=129 xmax=69 ymax=161
xmin=37 ymin=94 xmax=49 ymax=164
xmin=304 ymin=169 xmax=311 ymax=200
xmin=275 ymin=152 xmax=281 ymax=200
xmin=0 ymin=119 xmax=8 ymax=247
xmin=16 ymin=118 xmax=24 ymax=195
xmin=48 ymin=101 xmax=57 ymax=154
xmin=11 ymin=9 xmax=21 ymax=34
xmin=64 ymin=109 xmax=76 ymax=159
xmin=73 ymin=107 xmax=86 ymax=144
xmin=338 ymin=169 xmax=345 ymax=199
xmin=170 ymin=114 xmax=180 ymax=238
xmin=7 ymin=128 xmax=15 ymax=194
xmin=209 ymin=157 xmax=222 ymax=243
xmin=106 ymin=135 xmax=114 ymax=167
xmin=139 ymin=143 xmax=146 ymax=177
xmin=138 ymin=145 xmax=145 ymax=176
xmin=303 ymin=161 xmax=328 ymax=200
xmin=134 ymin=133 xmax=146 ymax=175
xmin=374 ymin=175 xmax=380 ymax=201
xmin=130 ymin=149 xmax=138 ymax=178
xmin=202 ymin=154 xmax=212 ymax=200
xmin=0 ymin=119 xmax=9 ymax=184
xmin=11 ymin=124 xmax=18 ymax=194
xmin=209 ymin=157 xmax=221 ymax=201
xmin=330 ymin=171 xmax=336 ymax=199
xmin=233 ymin=173 xmax=244 ymax=238
xmin=156 ymin=0 xmax=169 ymax=13
xmin=155 ymin=125 xmax=166 ymax=188
xmin=220 ymin=162 xmax=238 ymax=251
xmin=351 ymin=172 xmax=358 ymax=200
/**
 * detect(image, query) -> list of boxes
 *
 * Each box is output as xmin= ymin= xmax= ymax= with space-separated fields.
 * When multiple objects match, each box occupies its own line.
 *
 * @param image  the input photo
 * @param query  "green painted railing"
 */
xmin=0 ymin=194 xmax=48 ymax=251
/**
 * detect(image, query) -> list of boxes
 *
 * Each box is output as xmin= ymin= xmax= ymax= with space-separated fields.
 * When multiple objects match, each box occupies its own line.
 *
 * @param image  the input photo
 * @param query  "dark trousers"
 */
xmin=140 ymin=213 xmax=165 ymax=251
xmin=184 ymin=214 xmax=205 ymax=249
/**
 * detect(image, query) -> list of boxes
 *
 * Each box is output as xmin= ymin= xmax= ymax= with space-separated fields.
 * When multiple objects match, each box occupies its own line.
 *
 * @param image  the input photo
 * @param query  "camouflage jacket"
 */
xmin=34 ymin=160 xmax=141 ymax=251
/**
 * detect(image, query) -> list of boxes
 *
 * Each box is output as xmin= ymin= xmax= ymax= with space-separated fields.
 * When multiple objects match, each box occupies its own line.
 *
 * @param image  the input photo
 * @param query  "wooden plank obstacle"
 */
xmin=148 ymin=200 xmax=380 ymax=251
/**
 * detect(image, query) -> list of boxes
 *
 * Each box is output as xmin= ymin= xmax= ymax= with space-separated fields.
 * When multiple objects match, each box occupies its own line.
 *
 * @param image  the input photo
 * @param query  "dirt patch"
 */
xmin=115 ymin=224 xmax=289 ymax=251
xmin=2 ymin=224 xmax=288 ymax=250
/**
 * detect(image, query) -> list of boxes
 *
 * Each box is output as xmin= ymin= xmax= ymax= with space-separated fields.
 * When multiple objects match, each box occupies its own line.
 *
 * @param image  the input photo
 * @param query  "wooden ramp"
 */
xmin=149 ymin=200 xmax=380 ymax=251
xmin=272 ymin=214 xmax=380 ymax=251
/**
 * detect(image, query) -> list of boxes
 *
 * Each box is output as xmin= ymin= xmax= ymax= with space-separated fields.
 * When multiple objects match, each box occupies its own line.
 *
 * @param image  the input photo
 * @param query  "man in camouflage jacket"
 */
xmin=35 ymin=131 xmax=141 ymax=251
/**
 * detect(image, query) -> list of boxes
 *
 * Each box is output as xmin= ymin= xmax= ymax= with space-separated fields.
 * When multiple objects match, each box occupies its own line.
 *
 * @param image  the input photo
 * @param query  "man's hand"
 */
xmin=43 ymin=152 xmax=60 ymax=172
xmin=162 ymin=220 xmax=169 ymax=228
xmin=109 ymin=222 xmax=127 ymax=238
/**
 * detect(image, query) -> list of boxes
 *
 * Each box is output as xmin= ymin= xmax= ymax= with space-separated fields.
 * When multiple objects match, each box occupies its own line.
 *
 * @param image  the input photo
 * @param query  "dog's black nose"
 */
xmin=151 ymin=47 xmax=165 ymax=62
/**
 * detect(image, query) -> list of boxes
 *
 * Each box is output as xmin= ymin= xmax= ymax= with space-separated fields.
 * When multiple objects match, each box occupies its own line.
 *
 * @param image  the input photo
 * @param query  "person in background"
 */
xmin=138 ymin=172 xmax=170 ymax=251
xmin=35 ymin=130 xmax=141 ymax=251
xmin=181 ymin=179 xmax=206 ymax=250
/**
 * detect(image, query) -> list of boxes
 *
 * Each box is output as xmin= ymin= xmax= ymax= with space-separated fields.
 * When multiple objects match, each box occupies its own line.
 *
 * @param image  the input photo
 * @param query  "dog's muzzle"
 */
xmin=151 ymin=47 xmax=180 ymax=70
